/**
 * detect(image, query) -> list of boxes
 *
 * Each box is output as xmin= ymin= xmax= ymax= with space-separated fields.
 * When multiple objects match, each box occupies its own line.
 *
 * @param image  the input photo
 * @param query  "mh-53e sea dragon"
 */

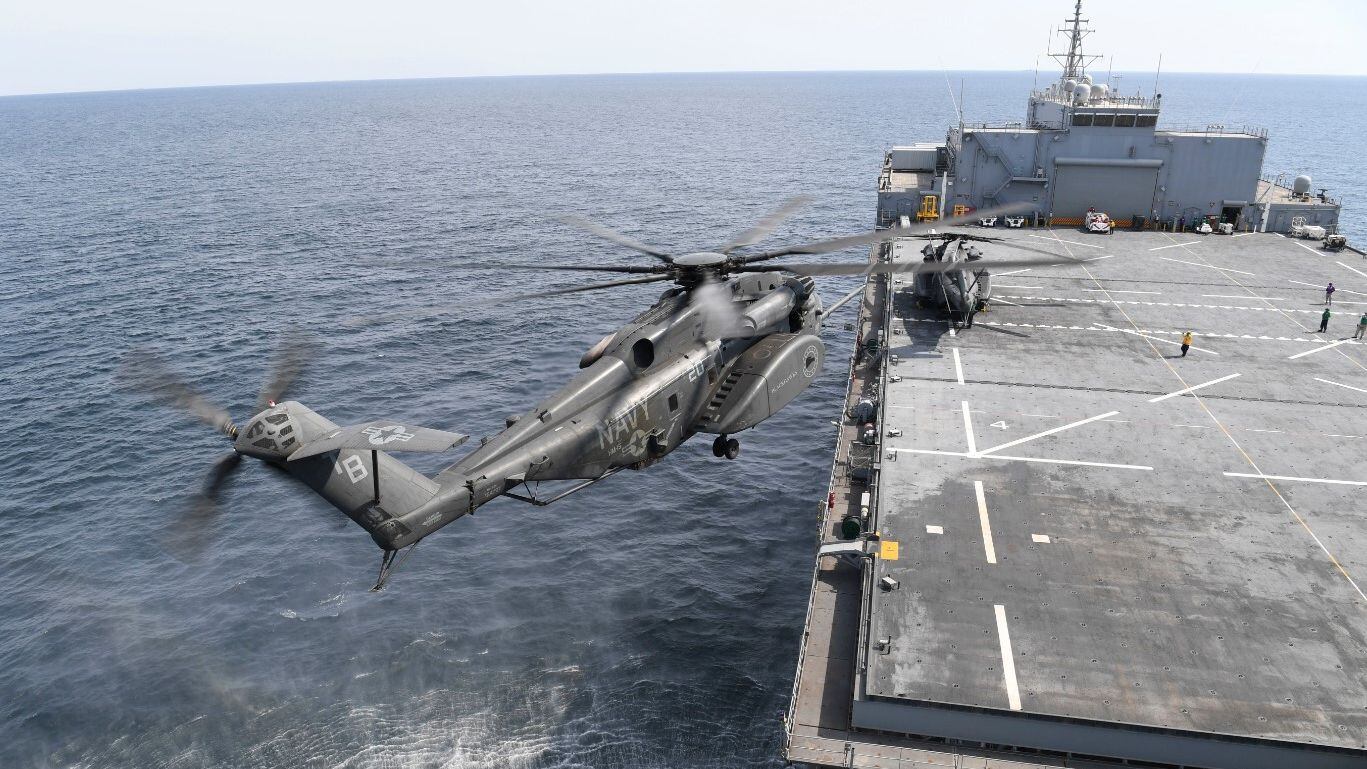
xmin=126 ymin=200 xmax=1066 ymax=589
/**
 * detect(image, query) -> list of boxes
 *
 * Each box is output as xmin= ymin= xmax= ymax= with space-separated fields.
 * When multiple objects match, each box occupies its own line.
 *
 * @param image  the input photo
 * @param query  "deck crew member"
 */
xmin=1355 ymin=312 xmax=1367 ymax=340
xmin=1325 ymin=282 xmax=1336 ymax=306
xmin=1180 ymin=331 xmax=1193 ymax=357
xmin=1319 ymin=308 xmax=1332 ymax=333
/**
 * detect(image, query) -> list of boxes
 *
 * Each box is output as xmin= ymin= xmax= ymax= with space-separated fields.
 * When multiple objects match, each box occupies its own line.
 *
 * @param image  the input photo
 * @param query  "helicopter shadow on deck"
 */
xmin=884 ymin=286 xmax=1032 ymax=362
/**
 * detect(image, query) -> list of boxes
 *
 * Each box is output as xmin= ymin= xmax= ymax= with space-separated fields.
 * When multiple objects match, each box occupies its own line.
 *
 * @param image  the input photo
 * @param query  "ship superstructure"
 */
xmin=878 ymin=1 xmax=1342 ymax=233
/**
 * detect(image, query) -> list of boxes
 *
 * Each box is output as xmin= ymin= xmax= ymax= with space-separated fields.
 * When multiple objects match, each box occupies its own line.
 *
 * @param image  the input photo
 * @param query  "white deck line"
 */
xmin=952 ymin=348 xmax=965 ymax=384
xmin=1093 ymin=323 xmax=1219 ymax=354
xmin=993 ymin=604 xmax=1023 ymax=711
xmin=1158 ymin=256 xmax=1255 ymax=276
xmin=1149 ymin=240 xmax=1202 ymax=251
xmin=1288 ymin=339 xmax=1348 ymax=359
xmin=1147 ymin=373 xmax=1242 ymax=403
xmin=1292 ymin=240 xmax=1324 ymax=256
xmin=894 ymin=448 xmax=1153 ymax=471
xmin=1336 ymin=261 xmax=1367 ymax=280
xmin=1224 ymin=472 xmax=1367 ymax=487
xmin=1082 ymin=289 xmax=1159 ymax=294
xmin=1083 ymin=254 xmax=1116 ymax=262
xmin=961 ymin=401 xmax=977 ymax=455
xmin=1315 ymin=377 xmax=1367 ymax=395
xmin=975 ymin=411 xmax=1121 ymax=457
xmin=1202 ymin=294 xmax=1285 ymax=301
xmin=975 ymin=481 xmax=997 ymax=565
xmin=995 ymin=268 xmax=1032 ymax=276
xmin=1026 ymin=233 xmax=1104 ymax=249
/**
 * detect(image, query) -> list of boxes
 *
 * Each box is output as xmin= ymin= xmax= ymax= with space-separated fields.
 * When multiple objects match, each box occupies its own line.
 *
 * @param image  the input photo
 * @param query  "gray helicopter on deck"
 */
xmin=126 ymin=201 xmax=1069 ymax=589
xmin=901 ymin=231 xmax=1045 ymax=327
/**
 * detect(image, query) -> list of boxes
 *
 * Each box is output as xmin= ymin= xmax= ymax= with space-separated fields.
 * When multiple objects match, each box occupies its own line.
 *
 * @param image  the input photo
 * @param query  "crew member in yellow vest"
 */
xmin=1180 ymin=331 xmax=1193 ymax=357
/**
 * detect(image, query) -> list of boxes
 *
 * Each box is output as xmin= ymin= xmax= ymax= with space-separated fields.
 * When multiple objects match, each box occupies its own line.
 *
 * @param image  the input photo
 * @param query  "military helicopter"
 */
xmin=124 ymin=201 xmax=1070 ymax=589
xmin=900 ymin=232 xmax=1063 ymax=327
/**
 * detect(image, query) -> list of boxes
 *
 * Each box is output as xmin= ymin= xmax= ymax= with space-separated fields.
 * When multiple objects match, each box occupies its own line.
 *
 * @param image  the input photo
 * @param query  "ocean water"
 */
xmin=1 ymin=71 xmax=1363 ymax=769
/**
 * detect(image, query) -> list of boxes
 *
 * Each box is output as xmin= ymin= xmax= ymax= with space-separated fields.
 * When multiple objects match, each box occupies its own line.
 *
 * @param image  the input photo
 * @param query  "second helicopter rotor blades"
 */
xmin=742 ymin=255 xmax=1080 ymax=277
xmin=736 ymin=202 xmax=1034 ymax=265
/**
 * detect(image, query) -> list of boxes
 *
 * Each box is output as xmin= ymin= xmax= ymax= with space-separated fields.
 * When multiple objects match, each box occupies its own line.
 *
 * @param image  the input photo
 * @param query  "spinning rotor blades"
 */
xmin=120 ymin=349 xmax=237 ymax=437
xmin=254 ymin=331 xmax=315 ymax=412
xmin=716 ymin=195 xmax=813 ymax=253
xmin=750 ymin=255 xmax=1080 ymax=277
xmin=556 ymin=214 xmax=674 ymax=262
xmin=511 ymin=274 xmax=672 ymax=300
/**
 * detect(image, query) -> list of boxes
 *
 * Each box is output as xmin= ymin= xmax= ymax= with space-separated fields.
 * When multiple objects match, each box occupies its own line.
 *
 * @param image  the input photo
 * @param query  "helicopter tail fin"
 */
xmin=268 ymin=404 xmax=471 ymax=550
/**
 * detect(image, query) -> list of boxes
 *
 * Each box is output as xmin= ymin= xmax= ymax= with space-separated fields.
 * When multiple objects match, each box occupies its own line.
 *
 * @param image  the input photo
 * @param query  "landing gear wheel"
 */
xmin=712 ymin=435 xmax=727 ymax=458
xmin=724 ymin=438 xmax=740 ymax=460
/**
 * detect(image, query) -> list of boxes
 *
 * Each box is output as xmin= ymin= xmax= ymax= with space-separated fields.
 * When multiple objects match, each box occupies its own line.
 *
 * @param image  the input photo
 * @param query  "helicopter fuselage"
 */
xmin=251 ymin=271 xmax=825 ymax=553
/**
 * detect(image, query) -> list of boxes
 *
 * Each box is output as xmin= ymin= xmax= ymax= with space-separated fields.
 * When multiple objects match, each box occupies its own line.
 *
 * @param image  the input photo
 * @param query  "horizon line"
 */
xmin=4 ymin=67 xmax=1364 ymax=100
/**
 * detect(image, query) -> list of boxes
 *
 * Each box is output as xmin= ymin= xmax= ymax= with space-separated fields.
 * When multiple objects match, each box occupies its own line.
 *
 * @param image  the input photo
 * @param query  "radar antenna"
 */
xmin=1049 ymin=0 xmax=1103 ymax=81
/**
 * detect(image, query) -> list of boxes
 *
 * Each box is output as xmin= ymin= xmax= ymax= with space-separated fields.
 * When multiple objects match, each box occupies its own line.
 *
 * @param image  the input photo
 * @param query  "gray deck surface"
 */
xmin=866 ymin=230 xmax=1367 ymax=753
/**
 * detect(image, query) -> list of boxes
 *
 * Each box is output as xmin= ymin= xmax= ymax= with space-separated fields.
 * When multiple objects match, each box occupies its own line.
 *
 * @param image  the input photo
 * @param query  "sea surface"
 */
xmin=2 ymin=71 xmax=1364 ymax=769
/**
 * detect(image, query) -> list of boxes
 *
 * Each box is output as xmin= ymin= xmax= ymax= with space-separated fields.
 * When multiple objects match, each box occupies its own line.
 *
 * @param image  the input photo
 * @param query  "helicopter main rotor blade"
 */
xmin=737 ymin=227 xmax=911 ymax=264
xmin=744 ymin=255 xmax=1080 ymax=277
xmin=557 ymin=214 xmax=674 ymax=263
xmin=491 ymin=262 xmax=668 ymax=275
xmin=965 ymin=238 xmax=1085 ymax=262
xmin=119 ymin=349 xmax=237 ymax=437
xmin=737 ymin=203 xmax=1034 ymax=265
xmin=927 ymin=202 xmax=1034 ymax=231
xmin=254 ymin=331 xmax=315 ymax=412
xmin=716 ymin=195 xmax=813 ymax=253
xmin=511 ymin=274 xmax=673 ymax=300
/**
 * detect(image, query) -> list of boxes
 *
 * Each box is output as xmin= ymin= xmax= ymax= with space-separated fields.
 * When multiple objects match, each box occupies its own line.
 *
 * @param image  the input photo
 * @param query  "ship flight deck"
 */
xmin=784 ymin=230 xmax=1367 ymax=769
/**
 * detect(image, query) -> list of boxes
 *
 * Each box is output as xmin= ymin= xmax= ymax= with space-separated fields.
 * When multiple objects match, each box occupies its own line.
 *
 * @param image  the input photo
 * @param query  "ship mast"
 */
xmin=1049 ymin=0 xmax=1102 ymax=83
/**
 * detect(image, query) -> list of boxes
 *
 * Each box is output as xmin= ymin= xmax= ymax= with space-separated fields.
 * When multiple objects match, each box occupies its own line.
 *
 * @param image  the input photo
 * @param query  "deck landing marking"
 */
xmin=1336 ymin=260 xmax=1367 ymax=280
xmin=1315 ymin=377 xmax=1367 ymax=395
xmin=1148 ymin=373 xmax=1242 ymax=403
xmin=961 ymin=401 xmax=977 ymax=455
xmin=895 ymin=448 xmax=1153 ymax=471
xmin=1225 ymin=472 xmax=1367 ymax=487
xmin=975 ymin=481 xmax=996 ymax=564
xmin=1031 ymin=534 xmax=1051 ymax=543
xmin=1288 ymin=278 xmax=1365 ymax=296
xmin=1149 ymin=240 xmax=1202 ymax=251
xmin=1082 ymin=289 xmax=1159 ymax=294
xmin=977 ymin=410 xmax=1121 ymax=456
xmin=1094 ymin=322 xmax=1219 ymax=354
xmin=1159 ymin=256 xmax=1256 ymax=276
xmin=993 ymin=605 xmax=1023 ymax=711
xmin=952 ymin=348 xmax=965 ymax=384
xmin=997 ymin=293 xmax=1321 ymax=313
xmin=926 ymin=525 xmax=944 ymax=535
xmin=1288 ymin=339 xmax=1348 ymax=359
xmin=1026 ymin=233 xmax=1103 ymax=249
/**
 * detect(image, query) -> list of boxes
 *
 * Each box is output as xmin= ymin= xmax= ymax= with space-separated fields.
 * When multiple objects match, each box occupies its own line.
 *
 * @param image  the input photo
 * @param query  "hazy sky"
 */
xmin=4 ymin=1 xmax=1366 ymax=96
